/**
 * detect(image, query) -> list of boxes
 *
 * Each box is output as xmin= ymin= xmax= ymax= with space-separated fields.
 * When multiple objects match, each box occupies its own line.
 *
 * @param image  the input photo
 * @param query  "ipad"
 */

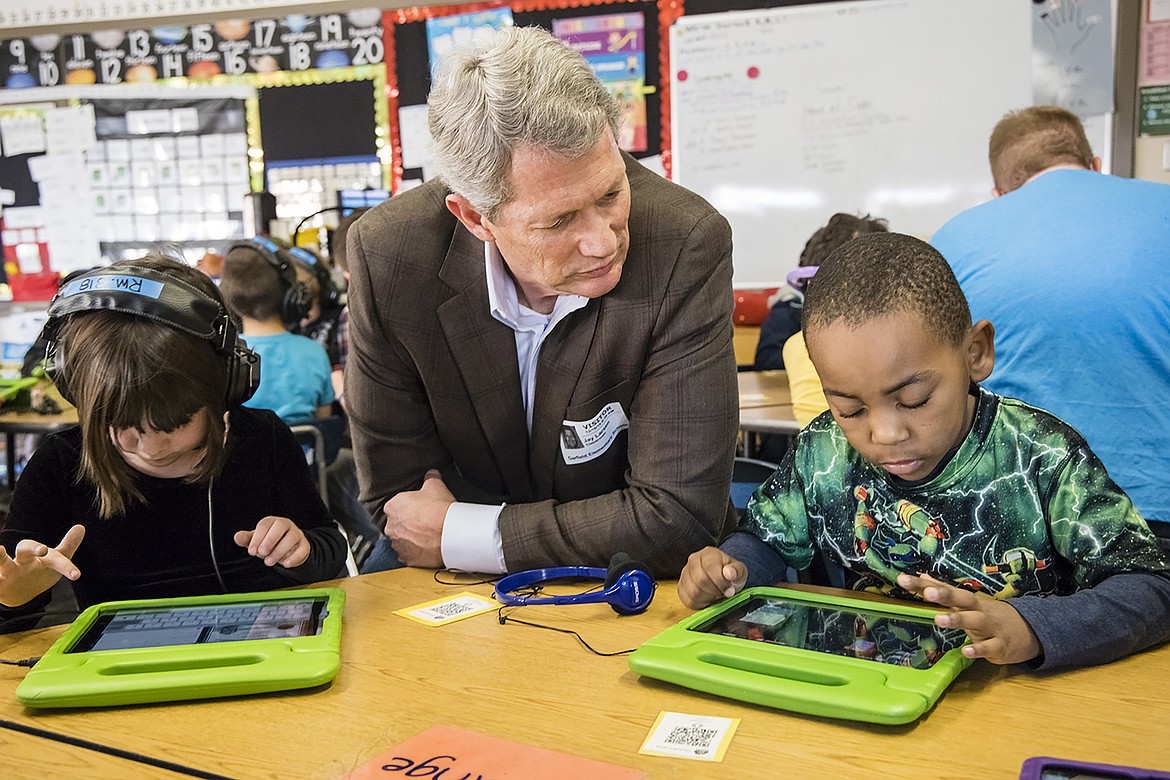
xmin=628 ymin=586 xmax=972 ymax=725
xmin=16 ymin=588 xmax=345 ymax=708
xmin=1019 ymin=756 xmax=1170 ymax=780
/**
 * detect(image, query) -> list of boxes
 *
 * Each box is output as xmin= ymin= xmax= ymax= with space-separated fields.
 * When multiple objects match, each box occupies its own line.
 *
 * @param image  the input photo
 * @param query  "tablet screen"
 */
xmin=691 ymin=595 xmax=966 ymax=669
xmin=66 ymin=597 xmax=329 ymax=653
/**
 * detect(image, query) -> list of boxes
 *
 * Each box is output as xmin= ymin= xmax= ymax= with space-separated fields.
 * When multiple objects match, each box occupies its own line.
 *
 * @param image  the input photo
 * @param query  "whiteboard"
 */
xmin=670 ymin=0 xmax=1032 ymax=287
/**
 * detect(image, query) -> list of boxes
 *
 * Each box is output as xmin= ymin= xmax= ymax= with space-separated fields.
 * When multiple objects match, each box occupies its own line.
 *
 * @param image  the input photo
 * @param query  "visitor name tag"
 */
xmin=560 ymin=402 xmax=629 ymax=465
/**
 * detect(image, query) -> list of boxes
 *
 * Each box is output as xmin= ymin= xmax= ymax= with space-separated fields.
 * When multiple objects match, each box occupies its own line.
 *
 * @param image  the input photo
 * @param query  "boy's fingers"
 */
xmin=234 ymin=530 xmax=253 ymax=548
xmin=961 ymin=637 xmax=1004 ymax=663
xmin=920 ymin=579 xmax=980 ymax=610
xmin=722 ymin=562 xmax=747 ymax=594
xmin=935 ymin=608 xmax=988 ymax=635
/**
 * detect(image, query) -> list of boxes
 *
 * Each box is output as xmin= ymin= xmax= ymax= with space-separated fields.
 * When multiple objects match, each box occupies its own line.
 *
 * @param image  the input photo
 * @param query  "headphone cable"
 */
xmin=291 ymin=206 xmax=343 ymax=247
xmin=495 ymin=605 xmax=637 ymax=657
xmin=208 ymin=480 xmax=228 ymax=594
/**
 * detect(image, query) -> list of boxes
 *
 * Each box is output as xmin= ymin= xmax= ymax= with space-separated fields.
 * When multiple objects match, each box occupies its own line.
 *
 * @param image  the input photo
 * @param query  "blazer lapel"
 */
xmin=437 ymin=227 xmax=534 ymax=501
xmin=529 ymin=301 xmax=601 ymax=495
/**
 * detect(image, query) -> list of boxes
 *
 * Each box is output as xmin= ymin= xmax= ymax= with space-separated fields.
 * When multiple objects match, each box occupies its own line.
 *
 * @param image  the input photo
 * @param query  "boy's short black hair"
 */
xmin=799 ymin=212 xmax=888 ymax=267
xmin=802 ymin=233 xmax=971 ymax=346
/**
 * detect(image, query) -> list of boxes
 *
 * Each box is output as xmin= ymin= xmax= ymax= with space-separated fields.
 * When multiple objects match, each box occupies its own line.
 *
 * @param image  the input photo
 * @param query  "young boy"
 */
xmin=681 ymin=233 xmax=1170 ymax=670
xmin=220 ymin=242 xmax=335 ymax=426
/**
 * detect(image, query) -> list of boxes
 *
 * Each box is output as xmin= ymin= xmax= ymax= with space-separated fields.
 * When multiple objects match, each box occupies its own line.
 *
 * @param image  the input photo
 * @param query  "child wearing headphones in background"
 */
xmin=0 ymin=254 xmax=348 ymax=621
xmin=288 ymin=246 xmax=344 ymax=372
xmin=220 ymin=238 xmax=335 ymax=426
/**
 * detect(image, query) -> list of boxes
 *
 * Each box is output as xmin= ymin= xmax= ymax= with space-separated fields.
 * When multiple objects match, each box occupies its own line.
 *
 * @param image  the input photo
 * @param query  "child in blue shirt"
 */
xmin=680 ymin=233 xmax=1170 ymax=670
xmin=220 ymin=239 xmax=334 ymax=425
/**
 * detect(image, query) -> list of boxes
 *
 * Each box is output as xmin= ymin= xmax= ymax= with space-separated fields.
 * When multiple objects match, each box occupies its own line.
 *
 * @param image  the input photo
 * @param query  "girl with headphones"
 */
xmin=0 ymin=254 xmax=348 ymax=618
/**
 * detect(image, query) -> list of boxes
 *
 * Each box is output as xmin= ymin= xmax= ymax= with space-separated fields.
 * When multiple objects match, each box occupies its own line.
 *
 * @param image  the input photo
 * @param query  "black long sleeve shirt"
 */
xmin=1 ymin=407 xmax=347 ymax=616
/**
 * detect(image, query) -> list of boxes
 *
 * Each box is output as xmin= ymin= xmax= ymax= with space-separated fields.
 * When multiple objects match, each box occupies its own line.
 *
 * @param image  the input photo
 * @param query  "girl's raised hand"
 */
xmin=0 ymin=525 xmax=85 ymax=608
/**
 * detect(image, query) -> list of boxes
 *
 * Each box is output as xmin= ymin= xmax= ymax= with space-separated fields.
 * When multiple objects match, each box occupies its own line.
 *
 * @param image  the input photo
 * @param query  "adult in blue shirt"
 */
xmin=932 ymin=106 xmax=1170 ymax=533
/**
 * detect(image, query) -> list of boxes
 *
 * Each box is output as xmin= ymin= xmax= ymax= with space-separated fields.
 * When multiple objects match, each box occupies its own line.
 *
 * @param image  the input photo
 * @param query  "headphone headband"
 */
xmin=494 ymin=560 xmax=656 ymax=616
xmin=49 ymin=266 xmax=233 ymax=353
xmin=41 ymin=263 xmax=260 ymax=408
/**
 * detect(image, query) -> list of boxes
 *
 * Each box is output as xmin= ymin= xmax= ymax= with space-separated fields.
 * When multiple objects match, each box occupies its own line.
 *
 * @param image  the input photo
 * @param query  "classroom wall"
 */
xmin=1135 ymin=0 xmax=1170 ymax=184
xmin=2 ymin=0 xmax=1162 ymax=187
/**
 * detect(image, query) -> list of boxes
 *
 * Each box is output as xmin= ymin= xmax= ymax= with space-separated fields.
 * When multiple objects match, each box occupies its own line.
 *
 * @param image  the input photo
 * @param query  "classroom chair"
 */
xmin=731 ymin=457 xmax=779 ymax=518
xmin=290 ymin=421 xmax=359 ymax=576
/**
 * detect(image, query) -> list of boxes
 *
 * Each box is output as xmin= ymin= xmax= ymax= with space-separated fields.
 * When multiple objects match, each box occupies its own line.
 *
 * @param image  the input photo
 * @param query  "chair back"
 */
xmin=289 ymin=422 xmax=357 ymax=577
xmin=731 ymin=457 xmax=779 ymax=515
xmin=290 ymin=424 xmax=328 ymax=503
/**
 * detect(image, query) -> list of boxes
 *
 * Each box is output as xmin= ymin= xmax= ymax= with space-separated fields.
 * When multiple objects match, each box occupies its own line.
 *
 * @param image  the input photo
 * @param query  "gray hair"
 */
xmin=427 ymin=25 xmax=622 ymax=218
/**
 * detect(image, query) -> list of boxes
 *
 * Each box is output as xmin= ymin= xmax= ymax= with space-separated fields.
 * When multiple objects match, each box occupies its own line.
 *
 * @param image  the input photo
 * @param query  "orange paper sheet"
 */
xmin=346 ymin=724 xmax=645 ymax=780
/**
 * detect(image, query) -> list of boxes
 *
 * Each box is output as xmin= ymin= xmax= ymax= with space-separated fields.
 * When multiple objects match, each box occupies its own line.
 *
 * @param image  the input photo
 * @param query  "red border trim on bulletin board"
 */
xmin=381 ymin=0 xmax=682 ymax=191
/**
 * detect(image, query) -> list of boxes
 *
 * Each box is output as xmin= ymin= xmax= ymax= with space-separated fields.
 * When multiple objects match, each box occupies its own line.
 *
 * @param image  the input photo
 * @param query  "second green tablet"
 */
xmin=628 ymin=586 xmax=972 ymax=725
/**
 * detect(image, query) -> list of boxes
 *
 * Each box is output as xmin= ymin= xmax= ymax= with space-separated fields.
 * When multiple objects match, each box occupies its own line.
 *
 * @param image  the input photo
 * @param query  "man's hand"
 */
xmin=0 ymin=525 xmax=85 ymax=608
xmin=897 ymin=572 xmax=1041 ymax=665
xmin=382 ymin=470 xmax=454 ymax=568
xmin=234 ymin=516 xmax=310 ymax=568
xmin=678 ymin=546 xmax=748 ymax=610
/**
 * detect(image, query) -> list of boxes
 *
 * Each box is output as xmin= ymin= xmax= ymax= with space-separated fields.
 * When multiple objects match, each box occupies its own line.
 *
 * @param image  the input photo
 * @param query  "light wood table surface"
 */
xmin=0 ymin=723 xmax=191 ymax=778
xmin=1 ymin=568 xmax=1168 ymax=779
xmin=737 ymin=371 xmax=799 ymax=454
xmin=736 ymin=370 xmax=791 ymax=409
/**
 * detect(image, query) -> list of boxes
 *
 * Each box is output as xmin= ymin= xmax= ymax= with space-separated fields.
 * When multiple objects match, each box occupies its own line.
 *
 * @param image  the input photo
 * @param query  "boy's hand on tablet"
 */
xmin=897 ymin=572 xmax=1041 ymax=665
xmin=0 ymin=524 xmax=85 ymax=607
xmin=678 ymin=546 xmax=747 ymax=610
xmin=235 ymin=516 xmax=310 ymax=569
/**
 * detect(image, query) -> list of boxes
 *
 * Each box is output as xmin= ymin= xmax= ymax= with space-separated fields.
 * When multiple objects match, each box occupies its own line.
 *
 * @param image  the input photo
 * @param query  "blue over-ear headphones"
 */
xmin=494 ymin=553 xmax=656 ymax=616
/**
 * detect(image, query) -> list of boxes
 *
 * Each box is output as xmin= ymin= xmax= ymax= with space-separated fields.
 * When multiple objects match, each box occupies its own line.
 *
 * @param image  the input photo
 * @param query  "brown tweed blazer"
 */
xmin=345 ymin=154 xmax=738 ymax=576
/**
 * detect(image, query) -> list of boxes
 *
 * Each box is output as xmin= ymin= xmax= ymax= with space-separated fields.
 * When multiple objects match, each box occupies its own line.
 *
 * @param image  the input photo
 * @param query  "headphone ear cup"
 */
xmin=44 ymin=336 xmax=73 ymax=406
xmin=226 ymin=341 xmax=261 ymax=407
xmin=604 ymin=553 xmax=656 ymax=615
xmin=285 ymin=279 xmax=313 ymax=325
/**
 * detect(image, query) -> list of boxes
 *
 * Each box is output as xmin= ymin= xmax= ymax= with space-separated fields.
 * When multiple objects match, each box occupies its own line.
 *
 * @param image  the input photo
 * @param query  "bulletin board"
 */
xmin=381 ymin=0 xmax=682 ymax=190
xmin=670 ymin=0 xmax=1033 ymax=287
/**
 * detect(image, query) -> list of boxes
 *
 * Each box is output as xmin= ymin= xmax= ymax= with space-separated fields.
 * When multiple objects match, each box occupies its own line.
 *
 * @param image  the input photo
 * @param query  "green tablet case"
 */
xmin=16 ymin=587 xmax=345 ymax=708
xmin=628 ymin=586 xmax=972 ymax=725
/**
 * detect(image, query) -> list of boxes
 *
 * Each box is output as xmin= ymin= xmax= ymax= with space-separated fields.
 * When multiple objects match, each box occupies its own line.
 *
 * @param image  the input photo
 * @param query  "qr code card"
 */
xmin=393 ymin=592 xmax=498 ymax=627
xmin=638 ymin=711 xmax=739 ymax=762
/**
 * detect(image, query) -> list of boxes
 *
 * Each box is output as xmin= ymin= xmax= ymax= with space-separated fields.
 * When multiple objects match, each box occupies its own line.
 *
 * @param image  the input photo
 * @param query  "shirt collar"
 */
xmin=484 ymin=242 xmax=587 ymax=329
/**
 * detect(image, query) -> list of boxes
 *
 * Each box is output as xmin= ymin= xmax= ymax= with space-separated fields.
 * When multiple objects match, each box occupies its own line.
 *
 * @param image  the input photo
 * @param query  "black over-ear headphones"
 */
xmin=228 ymin=237 xmax=313 ymax=326
xmin=288 ymin=247 xmax=341 ymax=310
xmin=493 ymin=553 xmax=656 ymax=616
xmin=40 ymin=264 xmax=261 ymax=408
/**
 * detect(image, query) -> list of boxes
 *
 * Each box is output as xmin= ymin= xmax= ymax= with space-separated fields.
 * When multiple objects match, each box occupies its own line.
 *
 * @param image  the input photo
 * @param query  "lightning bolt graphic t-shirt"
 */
xmin=743 ymin=388 xmax=1168 ymax=600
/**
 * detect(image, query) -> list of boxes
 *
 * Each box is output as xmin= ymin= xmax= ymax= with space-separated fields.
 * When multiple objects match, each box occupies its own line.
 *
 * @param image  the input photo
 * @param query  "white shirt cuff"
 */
xmin=440 ymin=502 xmax=506 ymax=574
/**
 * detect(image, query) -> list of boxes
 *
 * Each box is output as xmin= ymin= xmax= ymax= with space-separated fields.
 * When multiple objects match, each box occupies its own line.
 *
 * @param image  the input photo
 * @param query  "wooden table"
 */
xmin=737 ymin=371 xmax=798 ymax=456
xmin=0 ymin=410 xmax=78 ymax=489
xmin=737 ymin=370 xmax=791 ymax=409
xmin=0 ymin=725 xmax=194 ymax=778
xmin=1 ymin=568 xmax=1168 ymax=779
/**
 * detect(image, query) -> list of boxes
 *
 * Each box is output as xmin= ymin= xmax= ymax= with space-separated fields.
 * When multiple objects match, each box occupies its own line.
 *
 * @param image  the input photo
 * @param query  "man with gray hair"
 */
xmin=345 ymin=26 xmax=738 ymax=575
